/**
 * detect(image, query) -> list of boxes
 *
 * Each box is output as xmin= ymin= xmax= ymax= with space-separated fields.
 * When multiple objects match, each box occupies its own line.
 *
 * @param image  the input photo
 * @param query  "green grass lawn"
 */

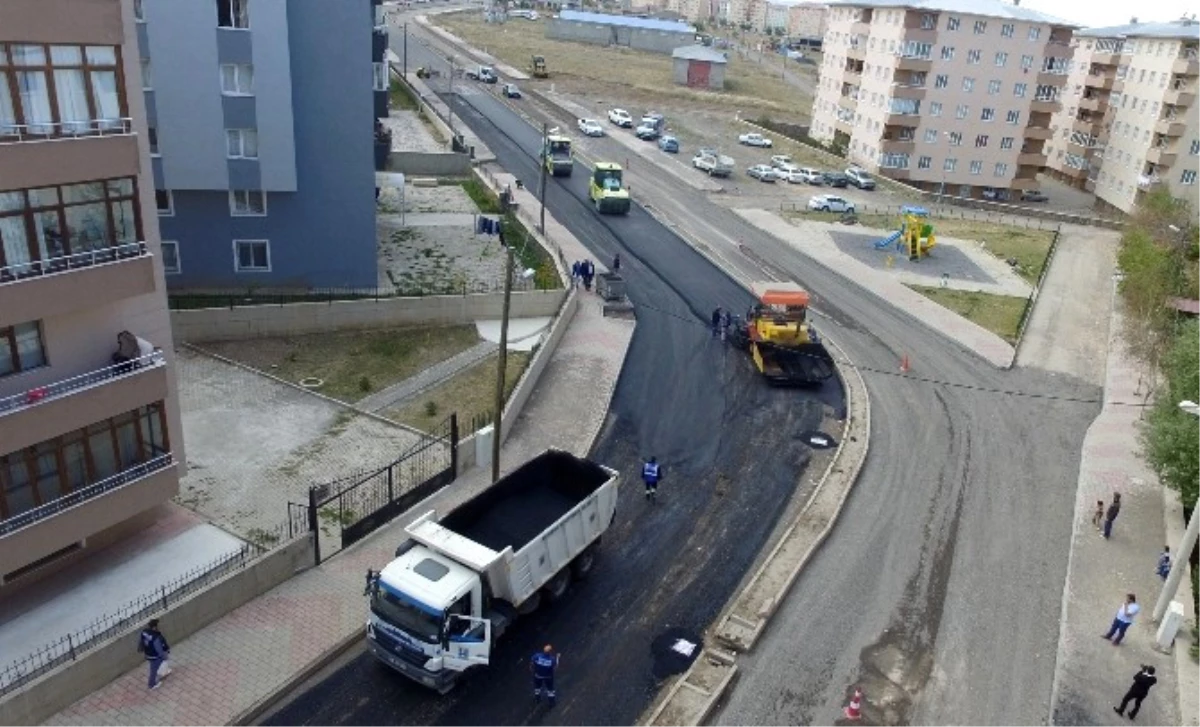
xmin=907 ymin=286 xmax=1028 ymax=343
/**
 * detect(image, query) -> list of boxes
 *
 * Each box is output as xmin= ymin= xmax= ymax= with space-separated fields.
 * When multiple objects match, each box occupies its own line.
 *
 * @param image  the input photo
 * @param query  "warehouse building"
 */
xmin=672 ymin=44 xmax=729 ymax=89
xmin=546 ymin=10 xmax=697 ymax=54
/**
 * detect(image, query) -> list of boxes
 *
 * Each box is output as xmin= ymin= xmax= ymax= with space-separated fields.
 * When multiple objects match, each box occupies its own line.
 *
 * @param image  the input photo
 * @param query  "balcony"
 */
xmin=1025 ymin=126 xmax=1053 ymax=140
xmin=0 ymin=242 xmax=157 ymax=330
xmin=891 ymin=83 xmax=927 ymax=100
xmin=1173 ymin=48 xmax=1199 ymax=75
xmin=1164 ymin=86 xmax=1197 ymax=107
xmin=1085 ymin=74 xmax=1116 ymax=91
xmin=0 ymin=454 xmax=177 ymax=577
xmin=1018 ymin=151 xmax=1048 ymax=166
xmin=896 ymin=55 xmax=933 ymax=72
xmin=880 ymin=138 xmax=916 ymax=154
xmin=0 ymin=351 xmax=168 ymax=454
xmin=0 ymin=119 xmax=139 ymax=189
xmin=846 ymin=43 xmax=865 ymax=60
xmin=845 ymin=68 xmax=862 ymax=85
xmin=1146 ymin=146 xmax=1178 ymax=166
xmin=1010 ymin=176 xmax=1039 ymax=190
xmin=1030 ymin=97 xmax=1060 ymax=113
xmin=1156 ymin=117 xmax=1186 ymax=136
xmin=1079 ymin=95 xmax=1104 ymax=112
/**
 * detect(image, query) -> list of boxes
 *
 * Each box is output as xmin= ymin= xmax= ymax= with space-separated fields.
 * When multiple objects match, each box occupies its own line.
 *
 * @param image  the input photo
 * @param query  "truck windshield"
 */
xmin=549 ymin=140 xmax=570 ymax=156
xmin=371 ymin=589 xmax=442 ymax=643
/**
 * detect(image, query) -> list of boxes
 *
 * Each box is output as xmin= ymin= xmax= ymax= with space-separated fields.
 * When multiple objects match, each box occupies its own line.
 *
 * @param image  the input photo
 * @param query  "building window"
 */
xmin=1189 ymin=139 xmax=1199 ymax=155
xmin=0 ymin=178 xmax=140 ymax=273
xmin=1000 ymin=136 xmax=1014 ymax=149
xmin=1028 ymin=27 xmax=1041 ymax=41
xmin=941 ymin=46 xmax=955 ymax=60
xmin=981 ymin=107 xmax=995 ymax=121
xmin=956 ymin=104 xmax=969 ymax=119
xmin=220 ymin=64 xmax=254 ymax=95
xmin=973 ymin=20 xmax=987 ymax=34
xmin=155 ymin=189 xmax=173 ymax=216
xmin=935 ymin=74 xmax=949 ymax=89
xmin=947 ymin=16 xmax=960 ymax=31
xmin=225 ymin=128 xmax=258 ymax=159
xmin=962 ymin=77 xmax=975 ymax=92
xmin=160 ymin=241 xmax=180 ymax=274
xmin=229 ymin=190 xmax=267 ymax=216
xmin=967 ymin=49 xmax=981 ymax=64
xmin=929 ymin=101 xmax=942 ymax=116
xmin=0 ymin=321 xmax=47 ymax=378
xmin=0 ymin=404 xmax=169 ymax=522
xmin=880 ymin=153 xmax=909 ymax=169
xmin=1013 ymin=82 xmax=1027 ymax=98
xmin=944 ymin=158 xmax=957 ymax=172
xmin=1001 ymin=23 xmax=1014 ymax=38
xmin=234 ymin=239 xmax=270 ymax=272
xmin=969 ymin=160 xmax=983 ymax=174
xmin=918 ymin=155 xmax=932 ymax=169
xmin=217 ymin=0 xmax=250 ymax=29
xmin=949 ymin=131 xmax=963 ymax=145
xmin=1006 ymin=109 xmax=1020 ymax=125
xmin=924 ymin=128 xmax=938 ymax=143
xmin=1021 ymin=54 xmax=1034 ymax=70
xmin=0 ymin=43 xmax=126 ymax=138
xmin=147 ymin=126 xmax=159 ymax=155
xmin=920 ymin=13 xmax=936 ymax=29
xmin=140 ymin=59 xmax=152 ymax=90
xmin=988 ymin=80 xmax=1002 ymax=95
xmin=1183 ymin=170 xmax=1197 ymax=185
xmin=995 ymin=52 xmax=1008 ymax=67
xmin=373 ymin=62 xmax=388 ymax=92
xmin=994 ymin=163 xmax=1009 ymax=176
xmin=975 ymin=134 xmax=989 ymax=147
xmin=134 ymin=0 xmax=145 ymax=21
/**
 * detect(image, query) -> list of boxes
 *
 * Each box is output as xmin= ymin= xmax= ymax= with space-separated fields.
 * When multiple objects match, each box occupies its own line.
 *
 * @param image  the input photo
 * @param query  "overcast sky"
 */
xmin=1018 ymin=0 xmax=1193 ymax=28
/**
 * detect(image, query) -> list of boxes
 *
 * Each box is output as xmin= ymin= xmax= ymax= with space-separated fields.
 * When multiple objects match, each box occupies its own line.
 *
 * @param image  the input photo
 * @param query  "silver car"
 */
xmin=747 ymin=164 xmax=778 ymax=182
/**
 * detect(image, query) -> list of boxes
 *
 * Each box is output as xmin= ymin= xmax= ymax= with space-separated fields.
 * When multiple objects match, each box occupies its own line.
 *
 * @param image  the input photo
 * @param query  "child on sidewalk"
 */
xmin=1092 ymin=500 xmax=1105 ymax=531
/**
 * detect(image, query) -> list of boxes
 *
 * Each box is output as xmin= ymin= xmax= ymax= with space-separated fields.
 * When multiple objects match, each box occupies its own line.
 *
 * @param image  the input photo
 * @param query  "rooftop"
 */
xmin=828 ymin=0 xmax=1077 ymax=26
xmin=1078 ymin=18 xmax=1200 ymax=40
xmin=556 ymin=9 xmax=698 ymax=32
xmin=672 ymin=44 xmax=730 ymax=63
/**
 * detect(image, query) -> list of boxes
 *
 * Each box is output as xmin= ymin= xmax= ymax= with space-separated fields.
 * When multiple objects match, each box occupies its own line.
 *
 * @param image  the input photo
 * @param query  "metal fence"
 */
xmin=0 ymin=351 xmax=164 ymax=417
xmin=167 ymin=279 xmax=539 ymax=310
xmin=783 ymin=201 xmax=1067 ymax=231
xmin=0 ymin=515 xmax=300 ymax=698
xmin=0 ymin=241 xmax=147 ymax=282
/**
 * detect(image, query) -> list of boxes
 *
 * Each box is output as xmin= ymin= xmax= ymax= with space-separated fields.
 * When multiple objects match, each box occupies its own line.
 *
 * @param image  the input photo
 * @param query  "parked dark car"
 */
xmin=822 ymin=171 xmax=849 ymax=188
xmin=1021 ymin=190 xmax=1049 ymax=202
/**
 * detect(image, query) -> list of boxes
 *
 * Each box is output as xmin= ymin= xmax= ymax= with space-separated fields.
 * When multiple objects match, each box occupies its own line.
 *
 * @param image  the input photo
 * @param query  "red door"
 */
xmin=687 ymin=61 xmax=710 ymax=88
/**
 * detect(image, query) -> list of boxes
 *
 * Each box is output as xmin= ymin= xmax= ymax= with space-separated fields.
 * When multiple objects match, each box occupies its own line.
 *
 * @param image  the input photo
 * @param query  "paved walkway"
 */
xmin=1049 ymin=296 xmax=1199 ymax=726
xmin=357 ymin=340 xmax=497 ymax=413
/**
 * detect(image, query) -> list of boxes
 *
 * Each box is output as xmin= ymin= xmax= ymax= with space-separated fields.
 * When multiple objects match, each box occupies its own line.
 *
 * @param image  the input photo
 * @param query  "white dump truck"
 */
xmin=364 ymin=449 xmax=619 ymax=693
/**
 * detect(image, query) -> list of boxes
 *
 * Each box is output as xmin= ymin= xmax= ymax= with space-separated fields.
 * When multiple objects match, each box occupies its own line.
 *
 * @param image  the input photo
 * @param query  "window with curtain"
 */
xmin=0 ymin=177 xmax=139 ymax=268
xmin=0 ymin=191 xmax=32 ymax=275
xmin=16 ymin=71 xmax=52 ymax=134
xmin=0 ymin=43 xmax=125 ymax=137
xmin=90 ymin=70 xmax=120 ymax=129
xmin=0 ymin=78 xmax=16 ymax=134
xmin=51 ymin=45 xmax=89 ymax=134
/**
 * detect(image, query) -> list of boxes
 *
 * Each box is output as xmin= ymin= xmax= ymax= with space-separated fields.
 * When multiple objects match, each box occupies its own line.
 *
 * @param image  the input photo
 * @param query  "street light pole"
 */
xmin=490 ymin=246 xmax=515 ymax=484
xmin=403 ymin=22 xmax=408 ymax=78
xmin=539 ymin=122 xmax=548 ymax=235
xmin=1153 ymin=400 xmax=1200 ymax=621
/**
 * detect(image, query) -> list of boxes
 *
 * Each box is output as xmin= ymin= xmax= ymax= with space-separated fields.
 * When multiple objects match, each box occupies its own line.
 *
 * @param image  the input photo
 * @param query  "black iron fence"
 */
xmin=307 ymin=414 xmax=459 ymax=563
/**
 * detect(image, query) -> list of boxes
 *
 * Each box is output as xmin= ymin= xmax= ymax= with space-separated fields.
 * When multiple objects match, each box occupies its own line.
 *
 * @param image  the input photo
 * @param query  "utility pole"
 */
xmin=403 ymin=22 xmax=408 ymax=78
xmin=539 ymin=122 xmax=549 ymax=234
xmin=491 ymin=246 xmax=515 ymax=484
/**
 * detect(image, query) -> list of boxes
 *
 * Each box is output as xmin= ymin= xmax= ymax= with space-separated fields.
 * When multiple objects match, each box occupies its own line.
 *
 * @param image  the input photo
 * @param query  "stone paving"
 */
xmin=381 ymin=110 xmax=445 ymax=154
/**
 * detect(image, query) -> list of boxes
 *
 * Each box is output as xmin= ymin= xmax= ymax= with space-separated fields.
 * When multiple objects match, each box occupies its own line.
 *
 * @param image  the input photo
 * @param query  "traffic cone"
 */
xmin=844 ymin=687 xmax=863 ymax=720
xmin=900 ymin=354 xmax=910 ymax=373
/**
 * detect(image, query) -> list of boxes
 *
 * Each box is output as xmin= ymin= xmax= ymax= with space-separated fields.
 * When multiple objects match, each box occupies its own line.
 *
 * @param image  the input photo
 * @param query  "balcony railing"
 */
xmin=0 ymin=241 xmax=147 ymax=285
xmin=0 ymin=350 xmax=165 ymax=417
xmin=0 ymin=118 xmax=135 ymax=145
xmin=0 ymin=453 xmax=173 ymax=537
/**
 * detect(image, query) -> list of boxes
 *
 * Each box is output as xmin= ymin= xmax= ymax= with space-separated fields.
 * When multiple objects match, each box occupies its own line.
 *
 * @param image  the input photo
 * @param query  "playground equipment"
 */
xmin=874 ymin=205 xmax=936 ymax=261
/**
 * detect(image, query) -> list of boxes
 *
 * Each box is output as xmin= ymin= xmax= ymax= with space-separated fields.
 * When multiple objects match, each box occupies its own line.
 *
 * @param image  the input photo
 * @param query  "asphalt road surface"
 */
xmin=261 ymin=33 xmax=843 ymax=727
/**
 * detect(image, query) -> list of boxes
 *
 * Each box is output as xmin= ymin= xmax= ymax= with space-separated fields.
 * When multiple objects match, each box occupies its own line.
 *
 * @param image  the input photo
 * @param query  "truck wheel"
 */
xmin=543 ymin=569 xmax=571 ymax=602
xmin=517 ymin=590 xmax=542 ymax=616
xmin=572 ymin=545 xmax=598 ymax=579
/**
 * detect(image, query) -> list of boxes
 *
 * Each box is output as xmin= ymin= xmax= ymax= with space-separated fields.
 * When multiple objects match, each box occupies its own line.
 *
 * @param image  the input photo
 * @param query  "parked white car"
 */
xmin=738 ymin=132 xmax=773 ymax=148
xmin=795 ymin=167 xmax=825 ymax=185
xmin=577 ymin=118 xmax=605 ymax=137
xmin=775 ymin=162 xmax=800 ymax=177
xmin=747 ymin=164 xmax=779 ymax=182
xmin=770 ymin=154 xmax=793 ymax=168
xmin=807 ymin=194 xmax=855 ymax=213
xmin=608 ymin=108 xmax=633 ymax=127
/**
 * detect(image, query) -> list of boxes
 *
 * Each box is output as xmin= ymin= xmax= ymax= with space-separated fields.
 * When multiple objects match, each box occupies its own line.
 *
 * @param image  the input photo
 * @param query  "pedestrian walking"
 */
xmin=582 ymin=260 xmax=594 ymax=291
xmin=530 ymin=644 xmax=560 ymax=707
xmin=571 ymin=260 xmax=581 ymax=288
xmin=1103 ymin=492 xmax=1121 ymax=539
xmin=1156 ymin=546 xmax=1171 ymax=580
xmin=711 ymin=307 xmax=723 ymax=337
xmin=642 ymin=456 xmax=662 ymax=502
xmin=137 ymin=618 xmax=172 ymax=690
xmin=1114 ymin=665 xmax=1157 ymax=720
xmin=721 ymin=309 xmax=733 ymax=340
xmin=1092 ymin=500 xmax=1105 ymax=530
xmin=1102 ymin=593 xmax=1140 ymax=646
xmin=612 ymin=253 xmax=621 ymax=273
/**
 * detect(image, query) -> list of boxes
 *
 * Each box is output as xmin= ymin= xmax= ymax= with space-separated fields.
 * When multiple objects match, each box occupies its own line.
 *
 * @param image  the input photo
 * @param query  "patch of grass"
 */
xmin=460 ymin=177 xmax=503 ymax=214
xmin=389 ymin=78 xmax=419 ymax=111
xmin=435 ymin=13 xmax=810 ymax=116
xmin=458 ymin=178 xmax=561 ymax=289
xmin=387 ymin=351 xmax=531 ymax=431
xmin=202 ymin=326 xmax=482 ymax=403
xmin=907 ymin=285 xmax=1028 ymax=344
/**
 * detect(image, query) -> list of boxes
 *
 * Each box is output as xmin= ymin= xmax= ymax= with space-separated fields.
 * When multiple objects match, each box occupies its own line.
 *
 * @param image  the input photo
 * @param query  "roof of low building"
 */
xmin=827 ymin=0 xmax=1077 ymax=27
xmin=1078 ymin=18 xmax=1200 ymax=40
xmin=556 ymin=10 xmax=697 ymax=32
xmin=671 ymin=44 xmax=730 ymax=63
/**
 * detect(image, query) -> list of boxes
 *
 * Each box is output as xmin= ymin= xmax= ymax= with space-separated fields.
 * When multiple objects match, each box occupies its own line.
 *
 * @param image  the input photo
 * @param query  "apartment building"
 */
xmin=788 ymin=2 xmax=830 ymax=39
xmin=0 ymin=0 xmax=185 ymax=591
xmin=1044 ymin=18 xmax=1199 ymax=215
xmin=811 ymin=0 xmax=1077 ymax=200
xmin=137 ymin=0 xmax=387 ymax=291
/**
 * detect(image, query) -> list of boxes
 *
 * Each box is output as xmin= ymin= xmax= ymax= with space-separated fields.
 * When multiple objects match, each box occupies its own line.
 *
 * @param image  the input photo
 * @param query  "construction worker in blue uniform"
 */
xmin=530 ymin=644 xmax=560 ymax=706
xmin=643 ymin=457 xmax=662 ymax=502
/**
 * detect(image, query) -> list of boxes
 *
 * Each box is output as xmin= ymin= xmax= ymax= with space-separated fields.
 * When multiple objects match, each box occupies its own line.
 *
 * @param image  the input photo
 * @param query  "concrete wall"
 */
xmin=499 ymin=289 xmax=578 ymax=447
xmin=0 ymin=534 xmax=314 ymax=727
xmin=169 ymin=290 xmax=567 ymax=342
xmin=388 ymin=151 xmax=472 ymax=176
xmin=545 ymin=19 xmax=694 ymax=53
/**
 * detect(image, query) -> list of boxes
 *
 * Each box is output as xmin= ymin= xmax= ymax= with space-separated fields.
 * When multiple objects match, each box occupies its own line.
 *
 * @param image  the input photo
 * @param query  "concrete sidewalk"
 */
xmin=1049 ymin=296 xmax=1200 ymax=727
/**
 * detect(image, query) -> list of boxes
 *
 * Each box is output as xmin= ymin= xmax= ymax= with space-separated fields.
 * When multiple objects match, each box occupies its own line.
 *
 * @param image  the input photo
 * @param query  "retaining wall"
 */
xmin=0 ymin=535 xmax=314 ymax=727
xmin=169 ymin=290 xmax=567 ymax=342
xmin=388 ymin=150 xmax=471 ymax=176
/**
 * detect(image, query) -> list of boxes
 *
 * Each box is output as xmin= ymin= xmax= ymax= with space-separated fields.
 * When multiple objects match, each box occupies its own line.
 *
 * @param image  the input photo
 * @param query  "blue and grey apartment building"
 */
xmin=136 ymin=0 xmax=388 ymax=290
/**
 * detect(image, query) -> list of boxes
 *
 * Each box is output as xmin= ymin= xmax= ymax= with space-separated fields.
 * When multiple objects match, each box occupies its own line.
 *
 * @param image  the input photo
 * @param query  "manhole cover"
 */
xmin=801 ymin=430 xmax=838 ymax=449
xmin=650 ymin=627 xmax=703 ymax=678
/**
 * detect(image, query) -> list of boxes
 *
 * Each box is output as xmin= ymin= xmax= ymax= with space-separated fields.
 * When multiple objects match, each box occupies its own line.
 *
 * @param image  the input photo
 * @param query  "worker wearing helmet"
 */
xmin=643 ymin=457 xmax=662 ymax=502
xmin=530 ymin=644 xmax=560 ymax=706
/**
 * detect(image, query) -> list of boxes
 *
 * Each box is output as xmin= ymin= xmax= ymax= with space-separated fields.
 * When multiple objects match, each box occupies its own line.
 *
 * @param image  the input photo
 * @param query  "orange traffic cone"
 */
xmin=844 ymin=687 xmax=863 ymax=720
xmin=900 ymin=354 xmax=910 ymax=373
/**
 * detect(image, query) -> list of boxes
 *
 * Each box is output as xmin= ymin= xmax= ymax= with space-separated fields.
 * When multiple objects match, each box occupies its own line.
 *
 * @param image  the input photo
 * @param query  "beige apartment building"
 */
xmin=811 ymin=0 xmax=1077 ymax=200
xmin=1044 ymin=19 xmax=1199 ymax=215
xmin=0 ymin=0 xmax=184 ymax=592
xmin=787 ymin=2 xmax=829 ymax=39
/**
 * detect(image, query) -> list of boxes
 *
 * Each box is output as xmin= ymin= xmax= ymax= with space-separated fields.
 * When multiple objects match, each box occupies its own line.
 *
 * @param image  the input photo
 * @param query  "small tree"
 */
xmin=1141 ymin=319 xmax=1200 ymax=510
